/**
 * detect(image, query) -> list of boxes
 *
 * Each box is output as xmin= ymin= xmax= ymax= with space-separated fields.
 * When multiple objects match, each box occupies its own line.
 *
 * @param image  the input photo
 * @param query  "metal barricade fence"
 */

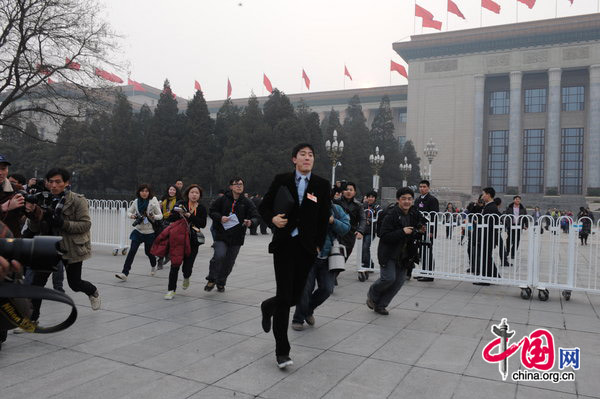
xmin=353 ymin=209 xmax=382 ymax=282
xmin=88 ymin=199 xmax=132 ymax=256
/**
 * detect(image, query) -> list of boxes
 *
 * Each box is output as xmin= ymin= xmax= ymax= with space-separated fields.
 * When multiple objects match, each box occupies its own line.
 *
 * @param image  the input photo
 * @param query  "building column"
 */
xmin=545 ymin=68 xmax=562 ymax=195
xmin=587 ymin=65 xmax=600 ymax=195
xmin=507 ymin=71 xmax=522 ymax=194
xmin=472 ymin=74 xmax=485 ymax=194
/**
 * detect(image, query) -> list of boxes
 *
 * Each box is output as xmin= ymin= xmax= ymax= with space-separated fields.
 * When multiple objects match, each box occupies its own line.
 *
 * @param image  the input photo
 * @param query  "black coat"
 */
xmin=259 ymin=172 xmax=331 ymax=255
xmin=414 ymin=193 xmax=440 ymax=213
xmin=504 ymin=203 xmax=529 ymax=229
xmin=209 ymin=192 xmax=259 ymax=246
xmin=377 ymin=205 xmax=427 ymax=266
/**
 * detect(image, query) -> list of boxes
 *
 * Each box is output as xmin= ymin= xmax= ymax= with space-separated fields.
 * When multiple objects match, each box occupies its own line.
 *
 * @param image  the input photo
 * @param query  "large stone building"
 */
xmin=394 ymin=13 xmax=600 ymax=201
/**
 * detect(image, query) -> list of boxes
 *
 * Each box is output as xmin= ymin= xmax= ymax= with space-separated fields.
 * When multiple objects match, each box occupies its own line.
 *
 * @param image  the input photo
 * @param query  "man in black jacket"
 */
xmin=259 ymin=143 xmax=331 ymax=369
xmin=367 ymin=187 xmax=427 ymax=315
xmin=503 ymin=195 xmax=528 ymax=263
xmin=334 ymin=182 xmax=367 ymax=260
xmin=473 ymin=187 xmax=501 ymax=285
xmin=206 ymin=177 xmax=259 ymax=292
xmin=414 ymin=180 xmax=439 ymax=282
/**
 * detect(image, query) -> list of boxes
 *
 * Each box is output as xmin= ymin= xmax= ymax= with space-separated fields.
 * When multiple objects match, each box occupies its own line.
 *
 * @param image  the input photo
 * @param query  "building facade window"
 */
xmin=489 ymin=91 xmax=510 ymax=115
xmin=487 ymin=130 xmax=509 ymax=193
xmin=524 ymin=88 xmax=547 ymax=113
xmin=561 ymin=86 xmax=585 ymax=111
xmin=522 ymin=129 xmax=545 ymax=193
xmin=560 ymin=128 xmax=584 ymax=194
xmin=398 ymin=111 xmax=407 ymax=123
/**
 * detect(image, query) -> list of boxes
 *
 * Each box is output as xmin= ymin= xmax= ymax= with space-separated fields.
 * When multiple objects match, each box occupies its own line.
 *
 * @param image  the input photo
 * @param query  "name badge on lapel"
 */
xmin=307 ymin=193 xmax=317 ymax=203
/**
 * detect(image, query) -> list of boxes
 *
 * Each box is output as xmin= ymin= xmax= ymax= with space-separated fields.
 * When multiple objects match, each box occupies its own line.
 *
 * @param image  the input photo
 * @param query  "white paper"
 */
xmin=222 ymin=213 xmax=240 ymax=230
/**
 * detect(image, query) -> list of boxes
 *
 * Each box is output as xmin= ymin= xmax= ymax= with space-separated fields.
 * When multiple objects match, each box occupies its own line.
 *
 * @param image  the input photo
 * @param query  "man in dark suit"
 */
xmin=473 ymin=187 xmax=501 ymax=285
xmin=259 ymin=143 xmax=331 ymax=369
xmin=414 ymin=180 xmax=439 ymax=282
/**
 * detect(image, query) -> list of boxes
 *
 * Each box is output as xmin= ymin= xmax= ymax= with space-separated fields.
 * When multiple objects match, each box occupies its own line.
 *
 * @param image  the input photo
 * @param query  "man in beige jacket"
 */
xmin=26 ymin=168 xmax=100 ymax=323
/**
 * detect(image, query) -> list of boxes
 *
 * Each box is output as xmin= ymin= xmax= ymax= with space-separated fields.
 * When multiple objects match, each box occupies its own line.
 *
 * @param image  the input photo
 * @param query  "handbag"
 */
xmin=192 ymin=226 xmax=205 ymax=245
xmin=328 ymin=239 xmax=346 ymax=272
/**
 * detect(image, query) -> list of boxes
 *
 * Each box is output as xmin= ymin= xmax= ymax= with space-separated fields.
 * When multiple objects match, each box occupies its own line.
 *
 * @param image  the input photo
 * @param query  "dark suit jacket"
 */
xmin=482 ymin=201 xmax=501 ymax=247
xmin=259 ymin=172 xmax=331 ymax=254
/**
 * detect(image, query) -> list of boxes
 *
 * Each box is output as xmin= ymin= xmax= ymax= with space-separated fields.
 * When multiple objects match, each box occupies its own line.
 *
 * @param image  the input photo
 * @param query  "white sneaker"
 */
xmin=164 ymin=290 xmax=175 ymax=300
xmin=150 ymin=267 xmax=156 ymax=276
xmin=89 ymin=291 xmax=101 ymax=310
xmin=12 ymin=327 xmax=27 ymax=334
xmin=115 ymin=273 xmax=127 ymax=281
xmin=182 ymin=278 xmax=190 ymax=290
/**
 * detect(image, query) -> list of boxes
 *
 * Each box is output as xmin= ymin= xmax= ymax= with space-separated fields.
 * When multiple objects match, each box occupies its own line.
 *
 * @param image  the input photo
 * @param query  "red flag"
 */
xmin=36 ymin=64 xmax=51 ymax=76
xmin=415 ymin=4 xmax=443 ymax=30
xmin=517 ymin=0 xmax=535 ymax=8
xmin=415 ymin=4 xmax=434 ymax=20
xmin=263 ymin=73 xmax=273 ymax=93
xmin=302 ymin=69 xmax=310 ymax=90
xmin=568 ymin=0 xmax=574 ymax=4
xmin=482 ymin=0 xmax=501 ymax=13
xmin=344 ymin=65 xmax=352 ymax=80
xmin=390 ymin=60 xmax=408 ymax=79
xmin=128 ymin=78 xmax=145 ymax=92
xmin=194 ymin=80 xmax=201 ymax=91
xmin=65 ymin=57 xmax=80 ymax=70
xmin=422 ymin=17 xmax=442 ymax=30
xmin=227 ymin=78 xmax=232 ymax=98
xmin=448 ymin=0 xmax=466 ymax=19
xmin=95 ymin=68 xmax=123 ymax=83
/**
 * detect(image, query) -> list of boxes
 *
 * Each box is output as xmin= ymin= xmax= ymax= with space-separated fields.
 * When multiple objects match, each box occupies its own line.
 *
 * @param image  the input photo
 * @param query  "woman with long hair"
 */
xmin=115 ymin=184 xmax=162 ymax=281
xmin=157 ymin=185 xmax=182 ymax=269
xmin=164 ymin=184 xmax=207 ymax=299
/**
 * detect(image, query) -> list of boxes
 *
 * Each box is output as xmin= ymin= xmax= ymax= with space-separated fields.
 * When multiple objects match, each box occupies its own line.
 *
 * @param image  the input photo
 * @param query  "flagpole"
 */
xmin=480 ymin=4 xmax=483 ymax=27
xmin=555 ymin=0 xmax=557 ymax=18
xmin=446 ymin=6 xmax=449 ymax=32
xmin=413 ymin=0 xmax=417 ymax=35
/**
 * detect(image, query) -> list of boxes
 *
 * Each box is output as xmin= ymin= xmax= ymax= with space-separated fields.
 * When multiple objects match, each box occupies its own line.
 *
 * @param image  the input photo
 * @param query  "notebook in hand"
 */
xmin=274 ymin=185 xmax=295 ymax=216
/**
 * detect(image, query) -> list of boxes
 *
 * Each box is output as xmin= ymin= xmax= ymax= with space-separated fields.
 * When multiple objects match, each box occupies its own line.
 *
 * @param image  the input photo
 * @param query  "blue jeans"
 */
xmin=368 ymin=259 xmax=407 ymax=309
xmin=361 ymin=234 xmax=374 ymax=269
xmin=25 ymin=261 xmax=64 ymax=291
xmin=122 ymin=237 xmax=156 ymax=275
xmin=292 ymin=258 xmax=334 ymax=324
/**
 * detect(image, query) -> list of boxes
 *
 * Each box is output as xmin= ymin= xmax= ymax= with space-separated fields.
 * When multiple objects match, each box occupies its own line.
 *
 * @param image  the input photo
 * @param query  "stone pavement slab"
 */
xmin=1 ymin=232 xmax=599 ymax=398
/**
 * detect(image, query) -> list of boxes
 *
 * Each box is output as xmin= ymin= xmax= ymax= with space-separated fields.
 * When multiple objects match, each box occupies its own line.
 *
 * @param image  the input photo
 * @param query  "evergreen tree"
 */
xmin=401 ymin=140 xmax=422 ymax=186
xmin=341 ymin=95 xmax=371 ymax=193
xmin=182 ymin=89 xmax=215 ymax=192
xmin=105 ymin=92 xmax=138 ymax=191
xmin=0 ymin=119 xmax=53 ymax=178
xmin=139 ymin=79 xmax=182 ymax=188
xmin=371 ymin=95 xmax=403 ymax=189
xmin=263 ymin=89 xmax=295 ymax=129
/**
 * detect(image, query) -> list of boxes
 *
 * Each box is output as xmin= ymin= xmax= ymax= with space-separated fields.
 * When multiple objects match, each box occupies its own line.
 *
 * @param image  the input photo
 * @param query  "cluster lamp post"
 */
xmin=369 ymin=146 xmax=385 ymax=191
xmin=325 ymin=129 xmax=344 ymax=184
xmin=399 ymin=156 xmax=412 ymax=187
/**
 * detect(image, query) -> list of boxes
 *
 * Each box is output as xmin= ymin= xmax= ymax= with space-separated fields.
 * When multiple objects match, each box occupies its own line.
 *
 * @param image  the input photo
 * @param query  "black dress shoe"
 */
xmin=204 ymin=282 xmax=215 ymax=292
xmin=417 ymin=277 xmax=434 ymax=282
xmin=276 ymin=355 xmax=293 ymax=369
xmin=261 ymin=302 xmax=271 ymax=333
xmin=217 ymin=285 xmax=225 ymax=292
xmin=473 ymin=282 xmax=491 ymax=286
xmin=374 ymin=307 xmax=389 ymax=315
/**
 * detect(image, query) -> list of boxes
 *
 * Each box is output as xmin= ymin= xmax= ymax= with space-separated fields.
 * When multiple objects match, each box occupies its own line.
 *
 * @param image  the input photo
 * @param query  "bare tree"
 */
xmin=0 ymin=0 xmax=120 ymax=139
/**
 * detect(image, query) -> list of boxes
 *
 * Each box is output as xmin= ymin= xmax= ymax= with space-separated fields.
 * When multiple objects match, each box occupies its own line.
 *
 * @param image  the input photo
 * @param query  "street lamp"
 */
xmin=399 ymin=156 xmax=412 ymax=187
xmin=325 ymin=130 xmax=344 ymax=185
xmin=423 ymin=138 xmax=438 ymax=182
xmin=369 ymin=146 xmax=385 ymax=191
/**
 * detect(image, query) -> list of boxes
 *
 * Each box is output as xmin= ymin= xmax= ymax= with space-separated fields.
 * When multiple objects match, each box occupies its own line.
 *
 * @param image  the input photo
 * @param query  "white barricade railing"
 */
xmin=353 ymin=209 xmax=382 ymax=282
xmin=88 ymin=199 xmax=133 ymax=256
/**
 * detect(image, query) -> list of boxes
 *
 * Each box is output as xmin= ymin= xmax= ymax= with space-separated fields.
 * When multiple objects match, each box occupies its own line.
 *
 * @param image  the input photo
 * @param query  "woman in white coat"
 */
xmin=115 ymin=184 xmax=163 ymax=281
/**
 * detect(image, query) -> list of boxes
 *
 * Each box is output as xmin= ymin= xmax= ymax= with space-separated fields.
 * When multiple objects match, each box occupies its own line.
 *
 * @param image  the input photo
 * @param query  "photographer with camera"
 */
xmin=26 ymin=168 xmax=100 ymax=325
xmin=115 ymin=184 xmax=163 ymax=281
xmin=366 ymin=187 xmax=427 ymax=315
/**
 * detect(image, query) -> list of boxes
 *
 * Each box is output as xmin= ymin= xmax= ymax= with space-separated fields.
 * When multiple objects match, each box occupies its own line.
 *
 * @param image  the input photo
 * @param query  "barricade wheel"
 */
xmin=562 ymin=290 xmax=572 ymax=301
xmin=122 ymin=248 xmax=128 ymax=255
xmin=112 ymin=249 xmax=119 ymax=256
xmin=538 ymin=289 xmax=549 ymax=302
xmin=358 ymin=272 xmax=367 ymax=282
xmin=520 ymin=287 xmax=532 ymax=300
xmin=365 ymin=272 xmax=370 ymax=280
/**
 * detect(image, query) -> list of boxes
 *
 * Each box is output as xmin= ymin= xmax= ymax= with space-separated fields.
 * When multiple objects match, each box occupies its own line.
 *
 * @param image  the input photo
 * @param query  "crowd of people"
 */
xmin=0 ymin=147 xmax=597 ymax=368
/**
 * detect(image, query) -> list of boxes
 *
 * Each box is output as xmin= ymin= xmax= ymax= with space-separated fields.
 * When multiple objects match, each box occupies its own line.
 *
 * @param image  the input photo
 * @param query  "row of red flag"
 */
xmin=416 ymin=0 xmax=574 ymax=31
xmin=40 ymin=57 xmax=409 ymax=99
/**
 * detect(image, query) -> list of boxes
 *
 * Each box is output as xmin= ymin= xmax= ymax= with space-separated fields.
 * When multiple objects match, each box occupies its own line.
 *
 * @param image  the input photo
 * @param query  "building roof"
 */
xmin=394 ymin=13 xmax=600 ymax=61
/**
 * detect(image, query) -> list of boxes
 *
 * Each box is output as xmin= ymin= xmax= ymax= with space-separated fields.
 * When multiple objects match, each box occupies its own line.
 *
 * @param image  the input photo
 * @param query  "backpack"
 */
xmin=376 ymin=203 xmax=397 ymax=238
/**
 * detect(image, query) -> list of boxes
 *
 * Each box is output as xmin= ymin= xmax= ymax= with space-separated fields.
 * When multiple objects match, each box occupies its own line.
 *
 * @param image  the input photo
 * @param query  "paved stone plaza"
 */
xmin=1 ymin=232 xmax=600 ymax=399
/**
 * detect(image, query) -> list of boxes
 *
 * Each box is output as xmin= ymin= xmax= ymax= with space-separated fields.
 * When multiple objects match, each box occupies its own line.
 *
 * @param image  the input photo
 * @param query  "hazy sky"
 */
xmin=100 ymin=0 xmax=599 ymax=101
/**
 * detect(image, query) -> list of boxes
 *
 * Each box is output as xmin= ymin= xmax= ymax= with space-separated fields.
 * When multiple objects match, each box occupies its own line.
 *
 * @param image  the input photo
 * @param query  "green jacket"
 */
xmin=29 ymin=191 xmax=92 ymax=264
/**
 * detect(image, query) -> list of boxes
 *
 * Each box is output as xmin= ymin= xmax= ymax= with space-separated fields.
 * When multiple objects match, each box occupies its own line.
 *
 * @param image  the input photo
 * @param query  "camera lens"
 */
xmin=0 ymin=236 xmax=63 ymax=272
